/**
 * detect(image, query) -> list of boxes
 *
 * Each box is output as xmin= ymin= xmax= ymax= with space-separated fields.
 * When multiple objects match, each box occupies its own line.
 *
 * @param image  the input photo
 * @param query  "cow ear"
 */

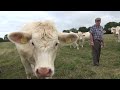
xmin=58 ymin=33 xmax=78 ymax=45
xmin=8 ymin=32 xmax=32 ymax=44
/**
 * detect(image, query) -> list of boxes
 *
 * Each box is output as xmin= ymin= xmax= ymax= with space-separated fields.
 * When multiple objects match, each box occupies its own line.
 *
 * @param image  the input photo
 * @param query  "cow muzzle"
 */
xmin=115 ymin=34 xmax=119 ymax=36
xmin=36 ymin=67 xmax=52 ymax=77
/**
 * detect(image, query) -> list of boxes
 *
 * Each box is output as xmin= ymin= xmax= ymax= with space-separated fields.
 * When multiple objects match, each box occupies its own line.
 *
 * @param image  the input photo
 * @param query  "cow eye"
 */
xmin=32 ymin=42 xmax=34 ymax=46
xmin=55 ymin=42 xmax=59 ymax=46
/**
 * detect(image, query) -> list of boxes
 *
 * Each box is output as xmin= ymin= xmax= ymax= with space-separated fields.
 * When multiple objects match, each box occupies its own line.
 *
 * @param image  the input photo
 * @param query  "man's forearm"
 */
xmin=101 ymin=38 xmax=104 ymax=43
xmin=90 ymin=33 xmax=94 ymax=42
xmin=101 ymin=38 xmax=104 ymax=47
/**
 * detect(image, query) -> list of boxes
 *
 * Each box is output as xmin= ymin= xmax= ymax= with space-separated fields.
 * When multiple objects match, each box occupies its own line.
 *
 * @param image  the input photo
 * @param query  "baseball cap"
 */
xmin=95 ymin=18 xmax=101 ymax=21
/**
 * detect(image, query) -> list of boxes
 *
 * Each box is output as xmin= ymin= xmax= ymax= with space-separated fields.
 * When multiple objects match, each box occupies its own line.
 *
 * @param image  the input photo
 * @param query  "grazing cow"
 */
xmin=111 ymin=26 xmax=120 ymax=42
xmin=111 ymin=27 xmax=116 ymax=36
xmin=77 ymin=31 xmax=84 ymax=47
xmin=8 ymin=21 xmax=79 ymax=79
xmin=81 ymin=32 xmax=90 ymax=47
xmin=69 ymin=31 xmax=77 ymax=49
xmin=69 ymin=31 xmax=83 ymax=49
xmin=69 ymin=31 xmax=79 ymax=49
xmin=115 ymin=26 xmax=120 ymax=42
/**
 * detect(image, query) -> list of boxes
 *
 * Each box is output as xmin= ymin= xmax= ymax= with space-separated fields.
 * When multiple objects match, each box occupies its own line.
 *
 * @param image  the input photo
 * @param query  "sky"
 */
xmin=0 ymin=11 xmax=120 ymax=38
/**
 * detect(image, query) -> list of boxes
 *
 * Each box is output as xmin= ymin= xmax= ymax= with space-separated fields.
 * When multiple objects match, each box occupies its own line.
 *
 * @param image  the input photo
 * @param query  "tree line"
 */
xmin=0 ymin=34 xmax=9 ymax=42
xmin=63 ymin=22 xmax=120 ymax=34
xmin=0 ymin=21 xmax=120 ymax=42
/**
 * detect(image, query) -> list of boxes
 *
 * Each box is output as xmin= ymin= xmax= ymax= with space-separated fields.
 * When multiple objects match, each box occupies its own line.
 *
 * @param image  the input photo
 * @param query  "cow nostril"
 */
xmin=36 ymin=68 xmax=52 ymax=76
xmin=36 ymin=69 xmax=39 ymax=74
xmin=48 ymin=69 xmax=52 ymax=74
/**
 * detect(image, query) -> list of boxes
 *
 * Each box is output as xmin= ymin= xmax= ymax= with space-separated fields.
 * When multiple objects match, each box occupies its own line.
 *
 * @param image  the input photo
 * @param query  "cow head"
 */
xmin=111 ymin=28 xmax=116 ymax=34
xmin=115 ymin=27 xmax=120 ymax=36
xmin=78 ymin=31 xmax=83 ymax=40
xmin=8 ymin=22 xmax=78 ymax=78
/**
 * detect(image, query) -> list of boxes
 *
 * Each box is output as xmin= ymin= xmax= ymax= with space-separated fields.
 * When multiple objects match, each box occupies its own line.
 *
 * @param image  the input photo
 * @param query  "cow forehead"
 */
xmin=116 ymin=28 xmax=120 ymax=32
xmin=32 ymin=29 xmax=58 ymax=39
xmin=31 ymin=33 xmax=59 ymax=48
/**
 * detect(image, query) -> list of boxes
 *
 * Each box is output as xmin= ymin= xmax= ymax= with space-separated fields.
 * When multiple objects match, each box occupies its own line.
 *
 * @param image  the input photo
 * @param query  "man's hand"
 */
xmin=101 ymin=42 xmax=104 ymax=48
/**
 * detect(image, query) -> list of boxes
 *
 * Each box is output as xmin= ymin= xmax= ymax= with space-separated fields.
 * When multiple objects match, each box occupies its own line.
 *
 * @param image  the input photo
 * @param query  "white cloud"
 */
xmin=1 ymin=11 xmax=120 ymax=38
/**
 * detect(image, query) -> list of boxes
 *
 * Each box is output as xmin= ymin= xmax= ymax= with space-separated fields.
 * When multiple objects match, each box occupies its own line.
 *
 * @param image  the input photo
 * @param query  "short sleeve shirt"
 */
xmin=89 ymin=24 xmax=104 ymax=41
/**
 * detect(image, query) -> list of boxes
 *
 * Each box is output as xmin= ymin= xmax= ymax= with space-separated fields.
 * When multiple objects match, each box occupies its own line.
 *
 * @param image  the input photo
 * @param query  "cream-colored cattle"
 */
xmin=115 ymin=26 xmax=120 ymax=42
xmin=111 ymin=27 xmax=116 ymax=36
xmin=111 ymin=26 xmax=120 ymax=42
xmin=77 ymin=31 xmax=84 ymax=47
xmin=69 ymin=31 xmax=80 ymax=49
xmin=81 ymin=32 xmax=90 ymax=47
xmin=8 ymin=21 xmax=79 ymax=79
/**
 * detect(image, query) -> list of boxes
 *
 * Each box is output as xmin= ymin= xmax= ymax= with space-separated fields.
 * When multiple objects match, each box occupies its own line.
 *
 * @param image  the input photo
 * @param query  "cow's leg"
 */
xmin=78 ymin=39 xmax=82 ymax=48
xmin=80 ymin=39 xmax=83 ymax=48
xmin=81 ymin=38 xmax=85 ymax=48
xmin=20 ymin=56 xmax=33 ymax=79
xmin=31 ymin=64 xmax=36 ymax=77
xmin=77 ymin=40 xmax=80 ymax=47
xmin=70 ymin=45 xmax=72 ymax=48
xmin=73 ymin=43 xmax=77 ymax=48
xmin=118 ymin=35 xmax=120 ymax=42
xmin=116 ymin=36 xmax=119 ymax=42
xmin=75 ymin=42 xmax=79 ymax=50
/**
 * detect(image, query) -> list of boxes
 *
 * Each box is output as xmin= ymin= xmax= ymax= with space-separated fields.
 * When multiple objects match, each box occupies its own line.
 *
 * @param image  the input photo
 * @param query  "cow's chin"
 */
xmin=115 ymin=34 xmax=118 ymax=37
xmin=36 ymin=75 xmax=53 ymax=79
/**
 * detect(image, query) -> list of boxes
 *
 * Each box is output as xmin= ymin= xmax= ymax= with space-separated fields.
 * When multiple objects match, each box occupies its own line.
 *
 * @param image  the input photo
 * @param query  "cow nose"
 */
xmin=36 ymin=67 xmax=52 ymax=77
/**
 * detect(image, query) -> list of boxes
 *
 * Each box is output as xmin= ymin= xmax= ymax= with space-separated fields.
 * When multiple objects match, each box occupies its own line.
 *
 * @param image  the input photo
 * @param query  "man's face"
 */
xmin=95 ymin=20 xmax=101 ymax=26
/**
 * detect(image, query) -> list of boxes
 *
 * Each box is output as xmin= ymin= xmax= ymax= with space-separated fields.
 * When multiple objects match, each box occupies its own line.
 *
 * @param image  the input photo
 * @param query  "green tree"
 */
xmin=118 ymin=22 xmax=120 ymax=26
xmin=104 ymin=22 xmax=119 ymax=34
xmin=78 ymin=27 xmax=87 ymax=32
xmin=0 ymin=38 xmax=4 ymax=42
xmin=69 ymin=28 xmax=78 ymax=33
xmin=63 ymin=30 xmax=70 ymax=33
xmin=87 ymin=27 xmax=91 ymax=32
xmin=104 ymin=22 xmax=118 ymax=30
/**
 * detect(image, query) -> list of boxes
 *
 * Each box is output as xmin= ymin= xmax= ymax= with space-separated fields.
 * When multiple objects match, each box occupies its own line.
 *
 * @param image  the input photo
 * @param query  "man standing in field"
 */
xmin=89 ymin=18 xmax=104 ymax=66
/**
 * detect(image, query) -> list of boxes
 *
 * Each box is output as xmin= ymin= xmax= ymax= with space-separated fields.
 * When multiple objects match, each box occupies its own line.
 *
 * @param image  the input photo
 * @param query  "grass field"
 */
xmin=0 ymin=34 xmax=120 ymax=79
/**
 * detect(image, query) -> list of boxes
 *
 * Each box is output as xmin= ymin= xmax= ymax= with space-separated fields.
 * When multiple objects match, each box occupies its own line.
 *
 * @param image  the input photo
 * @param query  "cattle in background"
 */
xmin=8 ymin=21 xmax=79 ymax=79
xmin=115 ymin=26 xmax=120 ymax=42
xmin=81 ymin=32 xmax=90 ymax=47
xmin=78 ymin=31 xmax=84 ymax=47
xmin=111 ymin=26 xmax=120 ymax=42
xmin=69 ymin=31 xmax=83 ymax=49
xmin=69 ymin=31 xmax=79 ymax=49
xmin=111 ymin=27 xmax=116 ymax=36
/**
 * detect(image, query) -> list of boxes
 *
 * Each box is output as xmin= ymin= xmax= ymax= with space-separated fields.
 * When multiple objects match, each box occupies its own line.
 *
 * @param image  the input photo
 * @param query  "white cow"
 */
xmin=81 ymin=32 xmax=90 ymax=47
xmin=69 ymin=31 xmax=83 ymax=49
xmin=8 ymin=21 xmax=79 ymax=79
xmin=111 ymin=26 xmax=120 ymax=42
xmin=69 ymin=31 xmax=79 ymax=49
xmin=115 ymin=26 xmax=120 ymax=42
xmin=78 ymin=31 xmax=84 ymax=47
xmin=70 ymin=31 xmax=91 ymax=48
xmin=111 ymin=27 xmax=116 ymax=36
